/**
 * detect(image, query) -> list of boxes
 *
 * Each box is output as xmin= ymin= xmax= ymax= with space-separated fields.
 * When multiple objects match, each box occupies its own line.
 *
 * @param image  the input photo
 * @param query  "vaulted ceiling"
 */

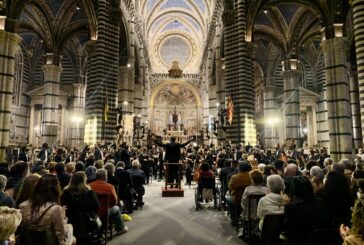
xmin=139 ymin=0 xmax=215 ymax=73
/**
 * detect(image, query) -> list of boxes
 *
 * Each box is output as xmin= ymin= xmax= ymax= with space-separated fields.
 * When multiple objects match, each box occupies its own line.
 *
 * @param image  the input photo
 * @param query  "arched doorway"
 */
xmin=150 ymin=80 xmax=202 ymax=138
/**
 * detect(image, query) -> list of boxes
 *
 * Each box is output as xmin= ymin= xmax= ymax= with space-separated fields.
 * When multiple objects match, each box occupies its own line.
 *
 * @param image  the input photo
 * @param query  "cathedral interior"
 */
xmin=0 ymin=0 xmax=363 ymax=162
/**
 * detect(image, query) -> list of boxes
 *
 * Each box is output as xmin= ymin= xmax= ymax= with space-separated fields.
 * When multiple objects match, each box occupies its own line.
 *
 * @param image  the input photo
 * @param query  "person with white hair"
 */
xmin=127 ymin=160 xmax=146 ymax=209
xmin=257 ymin=174 xmax=286 ymax=231
xmin=310 ymin=166 xmax=324 ymax=193
xmin=0 ymin=207 xmax=22 ymax=243
xmin=0 ymin=175 xmax=14 ymax=208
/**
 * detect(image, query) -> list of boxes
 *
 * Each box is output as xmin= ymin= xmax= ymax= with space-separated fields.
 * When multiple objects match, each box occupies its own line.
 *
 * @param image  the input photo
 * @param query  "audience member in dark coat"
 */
xmin=284 ymin=176 xmax=330 ymax=243
xmin=55 ymin=163 xmax=71 ymax=189
xmin=61 ymin=172 xmax=100 ymax=244
xmin=316 ymin=171 xmax=354 ymax=229
xmin=115 ymin=161 xmax=133 ymax=213
xmin=0 ymin=175 xmax=15 ymax=207
xmin=18 ymin=146 xmax=29 ymax=163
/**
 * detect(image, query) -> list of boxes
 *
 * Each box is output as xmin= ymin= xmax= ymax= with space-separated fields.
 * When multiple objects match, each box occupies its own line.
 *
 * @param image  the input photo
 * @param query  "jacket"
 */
xmin=257 ymin=192 xmax=285 ymax=230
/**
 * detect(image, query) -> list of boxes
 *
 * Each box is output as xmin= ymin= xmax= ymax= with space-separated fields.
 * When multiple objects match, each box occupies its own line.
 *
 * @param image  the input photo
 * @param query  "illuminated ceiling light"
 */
xmin=264 ymin=10 xmax=268 ymax=14
xmin=76 ymin=4 xmax=80 ymax=11
xmin=127 ymin=63 xmax=131 ymax=68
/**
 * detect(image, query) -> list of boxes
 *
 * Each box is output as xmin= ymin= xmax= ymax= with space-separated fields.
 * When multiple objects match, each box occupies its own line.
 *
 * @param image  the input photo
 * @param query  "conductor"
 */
xmin=154 ymin=136 xmax=192 ymax=188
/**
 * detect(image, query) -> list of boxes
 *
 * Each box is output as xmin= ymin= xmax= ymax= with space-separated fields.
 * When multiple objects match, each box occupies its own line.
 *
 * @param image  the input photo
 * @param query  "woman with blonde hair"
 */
xmin=0 ymin=207 xmax=22 ymax=244
xmin=15 ymin=174 xmax=41 ymax=207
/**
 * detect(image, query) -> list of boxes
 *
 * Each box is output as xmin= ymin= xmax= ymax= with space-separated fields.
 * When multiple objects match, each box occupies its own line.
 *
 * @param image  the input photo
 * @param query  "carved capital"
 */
xmin=0 ymin=30 xmax=22 ymax=46
xmin=320 ymin=37 xmax=347 ymax=54
xmin=42 ymin=64 xmax=63 ymax=74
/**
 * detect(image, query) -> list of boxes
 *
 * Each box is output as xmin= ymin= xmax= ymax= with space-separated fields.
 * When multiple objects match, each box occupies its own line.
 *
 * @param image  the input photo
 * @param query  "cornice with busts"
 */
xmin=149 ymin=73 xmax=202 ymax=91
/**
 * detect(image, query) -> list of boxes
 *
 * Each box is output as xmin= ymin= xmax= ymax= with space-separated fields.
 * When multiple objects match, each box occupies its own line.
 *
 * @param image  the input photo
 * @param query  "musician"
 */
xmin=18 ymin=146 xmax=30 ymax=163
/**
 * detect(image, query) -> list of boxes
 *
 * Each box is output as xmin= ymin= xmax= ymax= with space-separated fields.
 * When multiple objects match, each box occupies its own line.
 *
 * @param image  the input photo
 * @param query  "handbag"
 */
xmin=17 ymin=204 xmax=60 ymax=245
xmin=87 ymin=212 xmax=102 ymax=230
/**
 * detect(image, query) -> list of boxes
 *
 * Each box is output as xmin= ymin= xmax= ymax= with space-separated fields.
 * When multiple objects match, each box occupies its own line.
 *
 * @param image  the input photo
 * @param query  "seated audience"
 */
xmin=85 ymin=165 xmax=97 ymax=183
xmin=0 ymin=207 xmax=22 ymax=244
xmin=65 ymin=162 xmax=75 ymax=176
xmin=104 ymin=163 xmax=120 ymax=190
xmin=241 ymin=169 xmax=268 ymax=219
xmin=309 ymin=166 xmax=324 ymax=193
xmin=61 ymin=172 xmax=100 ymax=244
xmin=226 ymin=162 xmax=252 ymax=222
xmin=284 ymin=176 xmax=330 ymax=243
xmin=5 ymin=162 xmax=28 ymax=199
xmin=89 ymin=169 xmax=128 ymax=235
xmin=257 ymin=174 xmax=285 ymax=231
xmin=340 ymin=180 xmax=364 ymax=245
xmin=19 ymin=174 xmax=76 ymax=245
xmin=127 ymin=160 xmax=146 ymax=208
xmin=115 ymin=161 xmax=133 ymax=214
xmin=55 ymin=163 xmax=71 ymax=189
xmin=316 ymin=171 xmax=354 ymax=229
xmin=0 ymin=175 xmax=14 ymax=208
xmin=197 ymin=163 xmax=215 ymax=202
xmin=15 ymin=174 xmax=41 ymax=207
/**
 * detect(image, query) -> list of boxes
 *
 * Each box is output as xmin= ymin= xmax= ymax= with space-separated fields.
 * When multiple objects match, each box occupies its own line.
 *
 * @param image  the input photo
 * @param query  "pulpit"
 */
xmin=161 ymin=162 xmax=184 ymax=197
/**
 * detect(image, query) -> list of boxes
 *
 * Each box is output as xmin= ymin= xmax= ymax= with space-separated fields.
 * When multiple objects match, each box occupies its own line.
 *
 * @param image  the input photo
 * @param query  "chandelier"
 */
xmin=168 ymin=61 xmax=183 ymax=78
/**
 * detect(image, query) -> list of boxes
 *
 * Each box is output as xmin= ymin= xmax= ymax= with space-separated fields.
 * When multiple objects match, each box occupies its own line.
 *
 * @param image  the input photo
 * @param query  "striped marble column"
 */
xmin=70 ymin=82 xmax=85 ymax=147
xmin=349 ymin=71 xmax=363 ymax=150
xmin=223 ymin=0 xmax=256 ymax=145
xmin=41 ymin=63 xmax=62 ymax=146
xmin=85 ymin=0 xmax=120 ymax=143
xmin=118 ymin=66 xmax=132 ymax=112
xmin=263 ymin=85 xmax=278 ymax=149
xmin=0 ymin=31 xmax=21 ymax=162
xmin=352 ymin=0 xmax=364 ymax=146
xmin=316 ymin=91 xmax=330 ymax=149
xmin=321 ymin=34 xmax=353 ymax=161
xmin=282 ymin=65 xmax=301 ymax=145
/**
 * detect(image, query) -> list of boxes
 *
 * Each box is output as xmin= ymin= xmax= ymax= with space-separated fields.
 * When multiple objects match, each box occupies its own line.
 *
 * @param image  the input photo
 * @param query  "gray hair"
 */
xmin=95 ymin=169 xmax=108 ymax=181
xmin=116 ymin=161 xmax=125 ymax=168
xmin=323 ymin=158 xmax=333 ymax=167
xmin=132 ymin=160 xmax=140 ymax=169
xmin=310 ymin=166 xmax=324 ymax=180
xmin=104 ymin=163 xmax=115 ymax=175
xmin=267 ymin=174 xmax=285 ymax=194
xmin=0 ymin=175 xmax=7 ymax=191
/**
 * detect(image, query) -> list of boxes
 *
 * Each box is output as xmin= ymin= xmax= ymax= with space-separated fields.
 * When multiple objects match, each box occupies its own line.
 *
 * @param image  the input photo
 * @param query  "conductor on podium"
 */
xmin=155 ymin=136 xmax=192 ymax=188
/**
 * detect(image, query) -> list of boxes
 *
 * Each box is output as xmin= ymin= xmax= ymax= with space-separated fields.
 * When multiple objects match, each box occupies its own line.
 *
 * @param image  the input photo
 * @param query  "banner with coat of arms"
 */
xmin=227 ymin=95 xmax=234 ymax=125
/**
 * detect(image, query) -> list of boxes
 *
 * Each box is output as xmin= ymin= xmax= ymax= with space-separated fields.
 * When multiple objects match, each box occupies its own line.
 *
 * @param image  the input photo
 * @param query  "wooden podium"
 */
xmin=162 ymin=162 xmax=184 ymax=197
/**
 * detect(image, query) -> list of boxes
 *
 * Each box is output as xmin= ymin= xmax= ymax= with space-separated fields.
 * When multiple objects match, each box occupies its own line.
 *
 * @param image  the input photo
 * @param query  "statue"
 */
xmin=169 ymin=107 xmax=181 ymax=131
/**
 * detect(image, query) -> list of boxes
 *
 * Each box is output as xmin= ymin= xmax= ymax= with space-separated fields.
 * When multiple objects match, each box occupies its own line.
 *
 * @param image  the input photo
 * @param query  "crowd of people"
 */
xmin=0 ymin=139 xmax=364 ymax=245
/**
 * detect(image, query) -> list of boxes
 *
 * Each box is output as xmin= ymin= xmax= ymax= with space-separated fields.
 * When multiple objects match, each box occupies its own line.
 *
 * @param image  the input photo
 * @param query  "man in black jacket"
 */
xmin=155 ymin=136 xmax=192 ymax=188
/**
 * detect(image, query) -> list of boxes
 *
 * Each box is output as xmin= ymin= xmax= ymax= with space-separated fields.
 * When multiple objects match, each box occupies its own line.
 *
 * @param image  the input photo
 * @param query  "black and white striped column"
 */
xmin=321 ymin=30 xmax=353 ymax=161
xmin=70 ymin=81 xmax=85 ymax=147
xmin=0 ymin=31 xmax=21 ymax=162
xmin=41 ymin=62 xmax=62 ymax=146
xmin=282 ymin=61 xmax=301 ymax=145
xmin=85 ymin=0 xmax=120 ymax=143
xmin=349 ymin=71 xmax=363 ymax=149
xmin=223 ymin=0 xmax=256 ymax=145
xmin=263 ymin=85 xmax=278 ymax=148
xmin=118 ymin=65 xmax=132 ymax=112
xmin=352 ymin=0 xmax=364 ymax=147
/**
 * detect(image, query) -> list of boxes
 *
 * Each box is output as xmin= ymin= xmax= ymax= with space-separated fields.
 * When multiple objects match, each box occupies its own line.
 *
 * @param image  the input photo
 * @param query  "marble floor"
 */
xmin=109 ymin=180 xmax=245 ymax=245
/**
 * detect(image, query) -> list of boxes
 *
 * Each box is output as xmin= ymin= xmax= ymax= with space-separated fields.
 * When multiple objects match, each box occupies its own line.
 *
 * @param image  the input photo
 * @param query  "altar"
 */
xmin=162 ymin=130 xmax=189 ymax=143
